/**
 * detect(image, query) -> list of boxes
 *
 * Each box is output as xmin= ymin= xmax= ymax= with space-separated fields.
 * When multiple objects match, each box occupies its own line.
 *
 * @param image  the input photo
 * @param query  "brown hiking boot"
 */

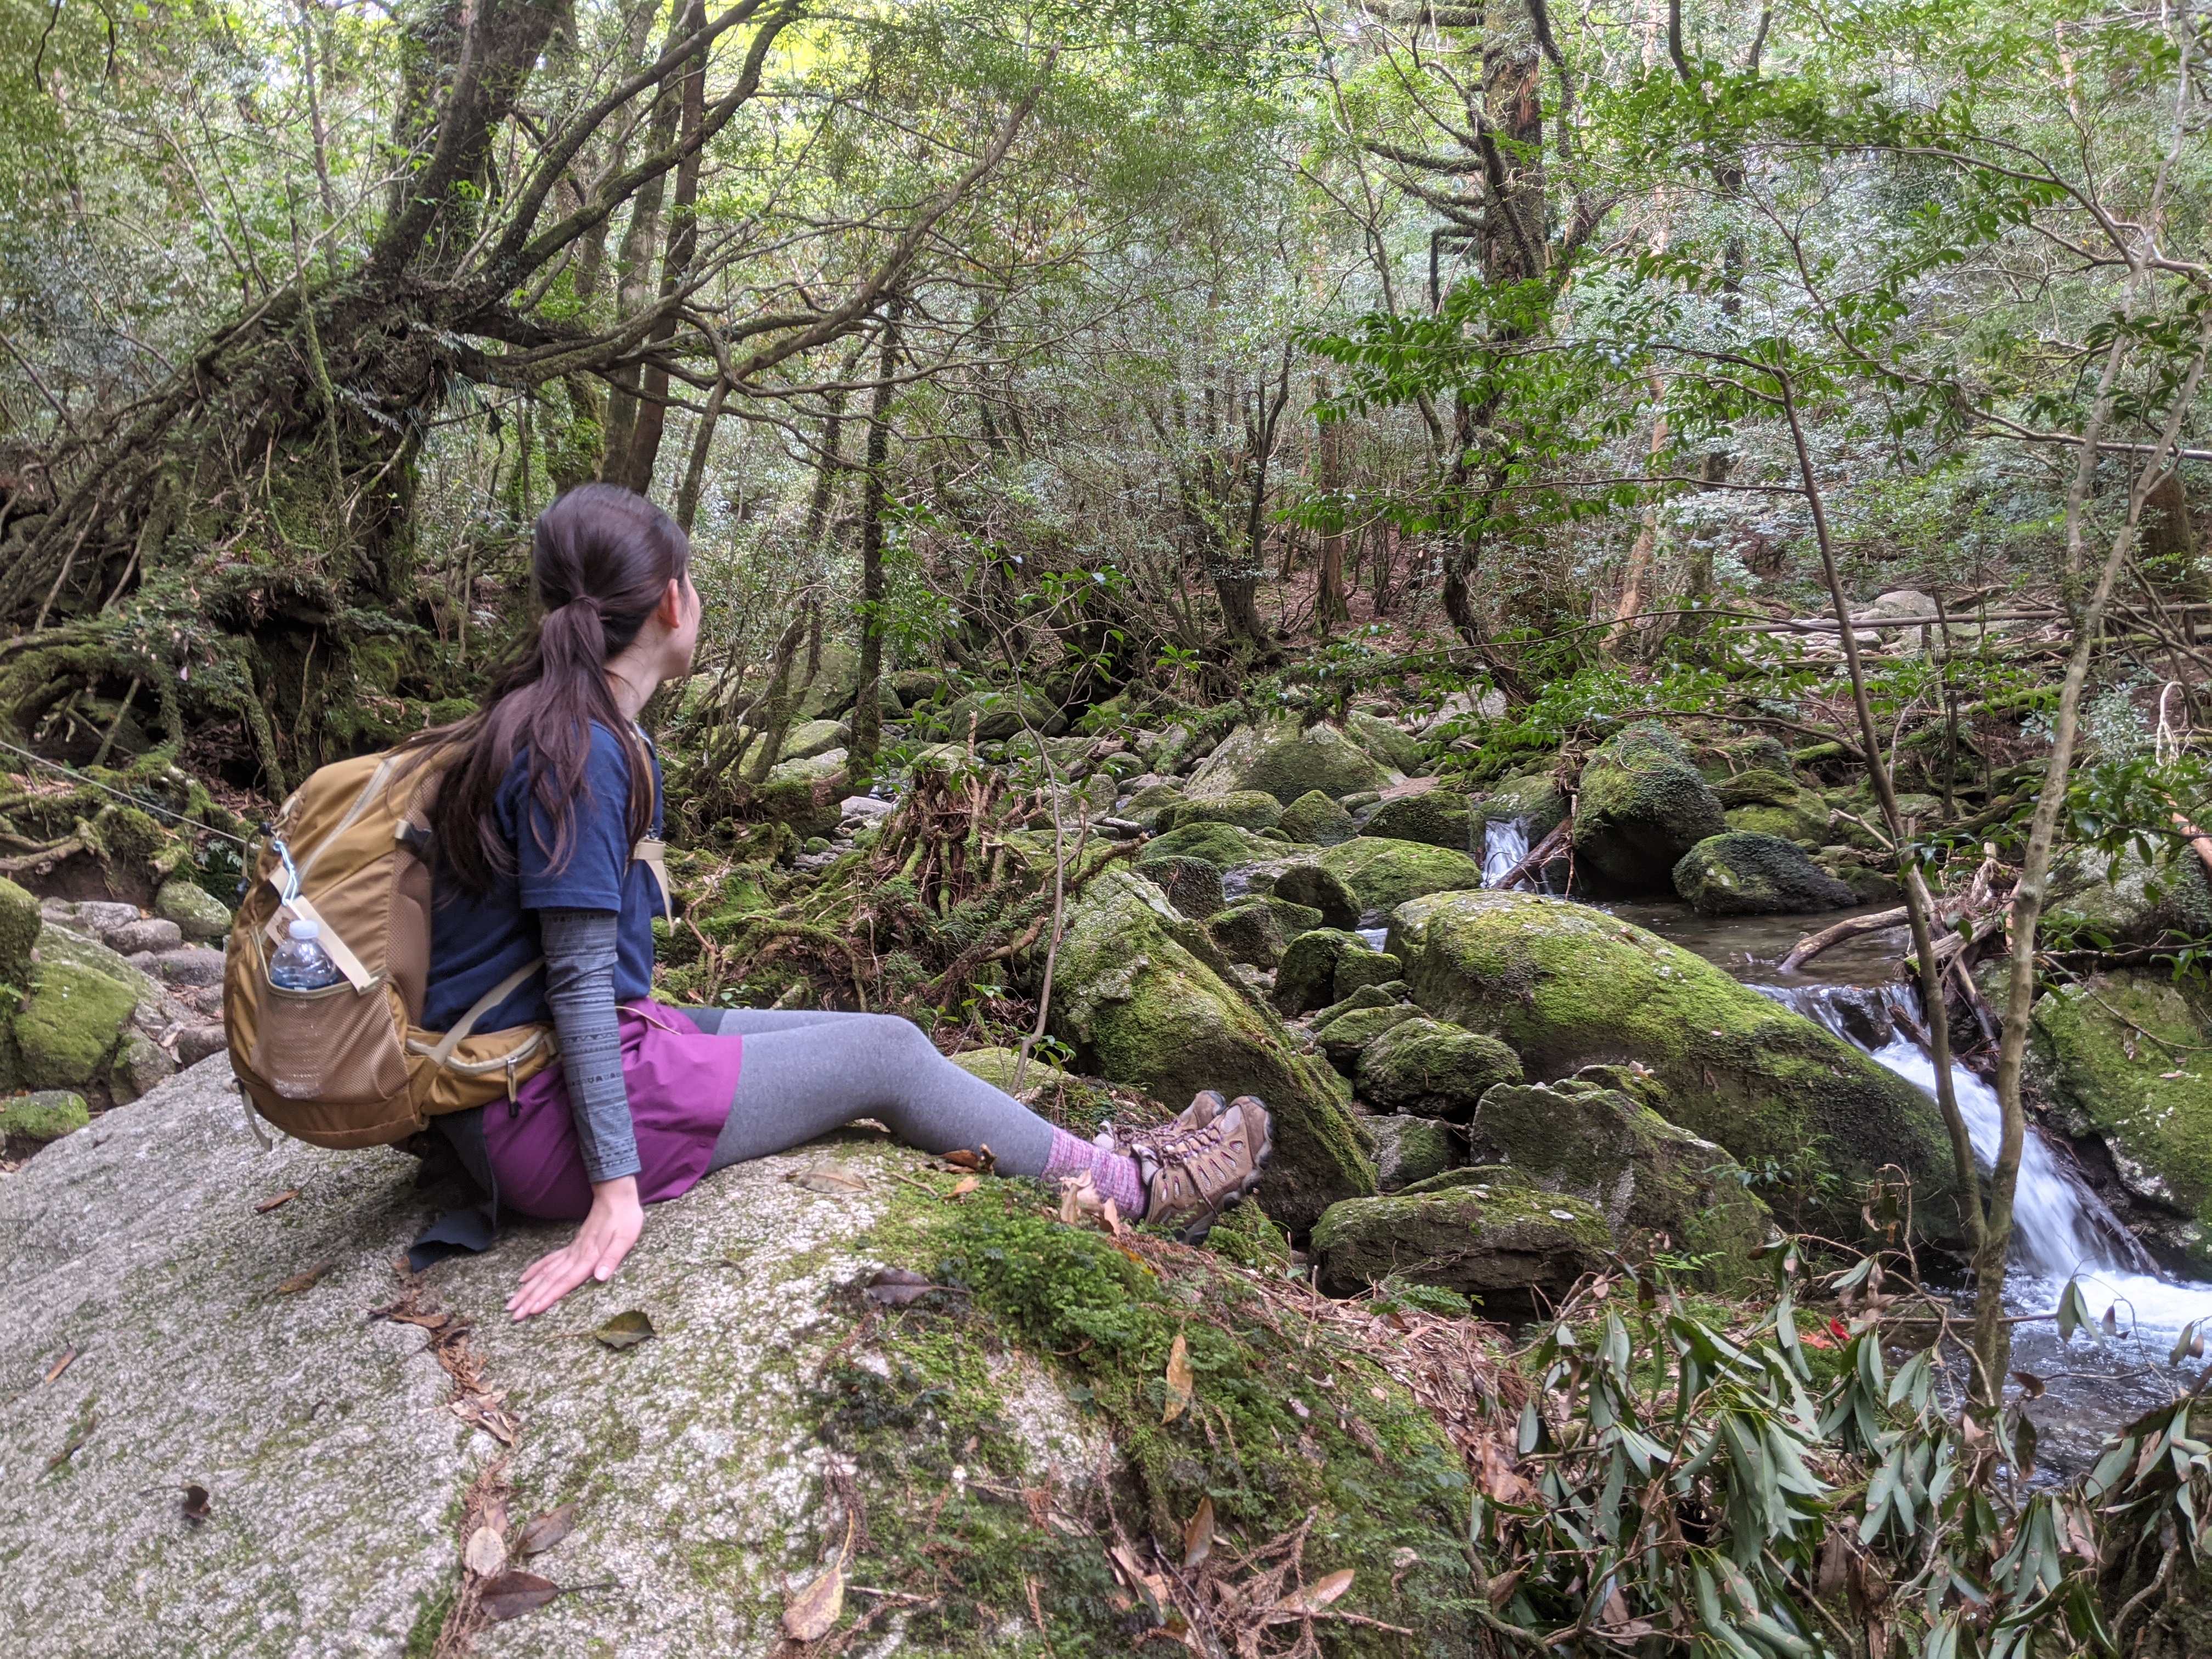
xmin=1132 ymin=1096 xmax=1274 ymax=1243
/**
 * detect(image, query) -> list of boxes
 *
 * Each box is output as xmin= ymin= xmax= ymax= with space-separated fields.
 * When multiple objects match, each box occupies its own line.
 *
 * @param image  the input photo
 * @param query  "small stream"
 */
xmin=1609 ymin=896 xmax=2212 ymax=1472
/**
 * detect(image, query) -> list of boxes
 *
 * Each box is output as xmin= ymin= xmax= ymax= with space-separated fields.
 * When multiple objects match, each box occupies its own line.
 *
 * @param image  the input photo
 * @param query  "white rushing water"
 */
xmin=1762 ymin=981 xmax=2212 ymax=1338
xmin=1482 ymin=819 xmax=1530 ymax=888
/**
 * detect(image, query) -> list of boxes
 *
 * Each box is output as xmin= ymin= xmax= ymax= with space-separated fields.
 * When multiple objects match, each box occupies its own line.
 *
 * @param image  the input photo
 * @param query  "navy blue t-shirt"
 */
xmin=423 ymin=723 xmax=664 ymax=1034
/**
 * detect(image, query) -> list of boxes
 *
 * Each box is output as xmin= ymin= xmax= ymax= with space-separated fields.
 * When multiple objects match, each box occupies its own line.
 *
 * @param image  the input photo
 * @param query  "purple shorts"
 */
xmin=482 ymin=1001 xmax=743 ymax=1220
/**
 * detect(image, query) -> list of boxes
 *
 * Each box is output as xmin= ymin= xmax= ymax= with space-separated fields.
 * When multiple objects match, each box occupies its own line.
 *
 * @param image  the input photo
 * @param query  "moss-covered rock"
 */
xmin=1724 ymin=789 xmax=1832 ymax=845
xmin=1277 ymin=789 xmax=1357 ymax=847
xmin=0 ymin=1089 xmax=89 ymax=1143
xmin=2030 ymin=971 xmax=2212 ymax=1271
xmin=1186 ymin=714 xmax=1393 ymax=805
xmin=1317 ymin=836 xmax=1487 ymax=913
xmin=0 ymin=876 xmax=39 ymax=989
xmin=1672 ymin=832 xmax=1858 ymax=917
xmin=1170 ymin=789 xmax=1283 ymax=832
xmin=1356 ymin=1018 xmax=1521 ymax=1120
xmin=1469 ymin=1075 xmax=1769 ymax=1289
xmin=1364 ymin=789 xmax=1479 ymax=853
xmin=1712 ymin=768 xmax=1801 ymax=808
xmin=1049 ymin=867 xmax=1375 ymax=1228
xmin=1345 ymin=710 xmax=1427 ymax=774
xmin=1271 ymin=862 xmax=1360 ymax=929
xmin=1387 ymin=889 xmax=1961 ymax=1237
xmin=935 ymin=685 xmax=1052 ymax=741
xmin=14 ymin=960 xmax=138 ymax=1091
xmin=1696 ymin=736 xmax=1795 ymax=780
xmin=1144 ymin=855 xmax=1226 ymax=919
xmin=1314 ymin=1001 xmax=1425 ymax=1068
xmin=751 ymin=759 xmax=848 ymax=839
xmin=1264 ymin=896 xmax=1325 ymax=939
xmin=1205 ymin=897 xmax=1286 ymax=967
xmin=1367 ymin=1114 xmax=1462 ymax=1192
xmin=779 ymin=717 xmax=850 ymax=762
xmin=1138 ymin=819 xmax=1277 ymax=870
xmin=2045 ymin=843 xmax=2212 ymax=949
xmin=1572 ymin=723 xmax=1729 ymax=894
xmin=1274 ymin=928 xmax=1369 ymax=1015
xmin=1311 ymin=1186 xmax=1610 ymax=1319
xmin=1120 ymin=783 xmax=1188 ymax=831
xmin=1483 ymin=772 xmax=1569 ymax=838
xmin=1334 ymin=947 xmax=1403 ymax=1001
xmin=1815 ymin=850 xmax=1903 ymax=906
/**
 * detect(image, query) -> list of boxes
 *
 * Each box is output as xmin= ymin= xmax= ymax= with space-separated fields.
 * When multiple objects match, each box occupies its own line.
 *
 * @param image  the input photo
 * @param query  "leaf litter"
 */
xmin=592 ymin=1310 xmax=656 ymax=1350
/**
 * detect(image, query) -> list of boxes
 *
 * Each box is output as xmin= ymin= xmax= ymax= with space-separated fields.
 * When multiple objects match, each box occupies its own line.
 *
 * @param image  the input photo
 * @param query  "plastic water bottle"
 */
xmin=266 ymin=919 xmax=343 ymax=1098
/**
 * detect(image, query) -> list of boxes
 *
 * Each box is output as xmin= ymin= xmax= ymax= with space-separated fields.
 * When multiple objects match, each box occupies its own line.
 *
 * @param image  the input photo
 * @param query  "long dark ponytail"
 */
xmin=415 ymin=484 xmax=691 ymax=895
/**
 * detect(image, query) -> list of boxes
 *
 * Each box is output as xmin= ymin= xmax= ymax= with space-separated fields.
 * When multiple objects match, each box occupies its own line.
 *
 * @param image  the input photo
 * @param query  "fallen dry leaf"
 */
xmin=518 ymin=1503 xmax=576 ymax=1556
xmin=593 ymin=1310 xmax=656 ymax=1350
xmin=181 ymin=1483 xmax=211 ymax=1524
xmin=276 ymin=1260 xmax=334 ymax=1295
xmin=478 ymin=1570 xmax=561 ymax=1622
xmin=782 ymin=1560 xmax=844 ymax=1641
xmin=2011 ymin=1369 xmax=2047 ymax=1399
xmin=941 ymin=1144 xmax=995 ymax=1173
xmin=41 ymin=1345 xmax=76 ymax=1385
xmin=254 ymin=1188 xmax=301 ymax=1214
xmin=464 ymin=1525 xmax=508 ymax=1578
xmin=45 ymin=1417 xmax=96 ymax=1470
xmin=947 ymin=1175 xmax=980 ymax=1200
xmin=1182 ymin=1494 xmax=1214 ymax=1568
xmin=790 ymin=1162 xmax=870 ymax=1195
xmin=865 ymin=1268 xmax=935 ymax=1307
xmin=1266 ymin=1568 xmax=1355 ymax=1621
xmin=1161 ymin=1330 xmax=1193 ymax=1425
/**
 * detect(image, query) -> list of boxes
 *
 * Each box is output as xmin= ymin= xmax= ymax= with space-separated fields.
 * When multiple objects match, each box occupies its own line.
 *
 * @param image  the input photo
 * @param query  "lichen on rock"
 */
xmin=1356 ymin=1017 xmax=1521 ymax=1121
xmin=1184 ymin=714 xmax=1393 ymax=805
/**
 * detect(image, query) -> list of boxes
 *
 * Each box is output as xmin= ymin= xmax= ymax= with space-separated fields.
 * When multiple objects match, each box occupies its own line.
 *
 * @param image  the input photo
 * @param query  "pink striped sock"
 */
xmin=1042 ymin=1128 xmax=1147 ymax=1217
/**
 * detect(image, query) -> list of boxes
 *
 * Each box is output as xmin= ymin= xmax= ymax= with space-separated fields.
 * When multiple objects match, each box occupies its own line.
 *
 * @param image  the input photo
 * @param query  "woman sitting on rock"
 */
xmin=411 ymin=484 xmax=1272 ymax=1320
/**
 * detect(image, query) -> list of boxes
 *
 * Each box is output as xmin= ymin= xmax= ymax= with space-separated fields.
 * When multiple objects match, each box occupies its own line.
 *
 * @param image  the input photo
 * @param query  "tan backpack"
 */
xmin=223 ymin=749 xmax=560 ymax=1149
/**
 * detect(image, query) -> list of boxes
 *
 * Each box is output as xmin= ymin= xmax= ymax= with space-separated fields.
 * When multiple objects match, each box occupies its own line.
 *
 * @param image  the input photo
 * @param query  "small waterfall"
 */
xmin=1757 ymin=983 xmax=2153 ymax=1279
xmin=1482 ymin=819 xmax=1531 ymax=888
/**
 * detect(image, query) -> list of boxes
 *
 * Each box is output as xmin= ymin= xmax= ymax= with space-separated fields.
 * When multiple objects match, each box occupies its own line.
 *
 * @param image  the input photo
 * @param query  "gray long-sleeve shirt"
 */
xmin=539 ymin=906 xmax=637 ymax=1184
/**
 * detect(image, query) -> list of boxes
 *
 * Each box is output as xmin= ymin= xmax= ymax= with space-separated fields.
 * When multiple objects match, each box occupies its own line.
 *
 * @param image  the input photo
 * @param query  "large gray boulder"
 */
xmin=1185 ymin=715 xmax=1393 ymax=805
xmin=1311 ymin=1182 xmax=1609 ymax=1319
xmin=1671 ymin=832 xmax=1857 ymax=917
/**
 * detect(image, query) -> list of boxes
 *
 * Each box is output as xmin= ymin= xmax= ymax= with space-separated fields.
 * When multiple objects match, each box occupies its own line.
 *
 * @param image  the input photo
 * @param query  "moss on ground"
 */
xmin=823 ymin=1180 xmax=1479 ymax=1656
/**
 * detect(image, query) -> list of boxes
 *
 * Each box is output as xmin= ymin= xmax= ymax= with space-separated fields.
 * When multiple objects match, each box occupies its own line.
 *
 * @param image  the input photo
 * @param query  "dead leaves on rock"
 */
xmin=253 ymin=1188 xmax=300 ymax=1213
xmin=478 ymin=1571 xmax=562 ymax=1622
xmin=1104 ymin=1511 xmax=1397 ymax=1659
xmin=592 ymin=1310 xmax=656 ymax=1351
xmin=517 ymin=1503 xmax=576 ymax=1556
xmin=1182 ymin=1495 xmax=1215 ymax=1568
xmin=863 ymin=1268 xmax=935 ymax=1308
xmin=371 ymin=1277 xmax=517 ymax=1446
xmin=782 ymin=1514 xmax=855 ymax=1643
xmin=788 ymin=1162 xmax=871 ymax=1196
xmin=276 ymin=1259 xmax=333 ymax=1294
xmin=181 ymin=1483 xmax=211 ymax=1525
xmin=463 ymin=1525 xmax=508 ymax=1578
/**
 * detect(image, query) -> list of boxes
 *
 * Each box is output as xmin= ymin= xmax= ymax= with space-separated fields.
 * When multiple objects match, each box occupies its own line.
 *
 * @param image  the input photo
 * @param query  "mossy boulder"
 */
xmin=0 ymin=876 xmax=39 ymax=988
xmin=780 ymin=716 xmax=850 ymax=761
xmin=1317 ymin=836 xmax=1487 ymax=914
xmin=1483 ymin=772 xmax=1569 ymax=837
xmin=1049 ymin=867 xmax=1375 ymax=1228
xmin=2030 ymin=971 xmax=2212 ymax=1271
xmin=935 ymin=685 xmax=1053 ymax=741
xmin=1313 ymin=1001 xmax=1425 ymax=1068
xmin=1186 ymin=714 xmax=1393 ymax=805
xmin=1265 ymin=896 xmax=1326 ymax=939
xmin=1345 ymin=710 xmax=1427 ymax=774
xmin=1712 ymin=768 xmax=1801 ymax=809
xmin=1367 ymin=1114 xmax=1462 ymax=1192
xmin=1386 ymin=889 xmax=1961 ymax=1237
xmin=1672 ymin=832 xmax=1858 ymax=917
xmin=2045 ymin=843 xmax=2212 ymax=949
xmin=1278 ymin=789 xmax=1357 ymax=847
xmin=0 ymin=1089 xmax=89 ymax=1143
xmin=1469 ymin=1075 xmax=1770 ymax=1289
xmin=1120 ymin=783 xmax=1188 ymax=831
xmin=14 ymin=960 xmax=139 ymax=1092
xmin=751 ymin=759 xmax=848 ymax=839
xmin=1356 ymin=1018 xmax=1522 ymax=1120
xmin=1205 ymin=898 xmax=1287 ymax=968
xmin=1696 ymin=736 xmax=1795 ymax=780
xmin=1311 ymin=1186 xmax=1610 ymax=1319
xmin=1138 ymin=820 xmax=1277 ymax=870
xmin=1170 ymin=789 xmax=1283 ymax=833
xmin=1144 ymin=855 xmax=1226 ymax=919
xmin=1277 ymin=931 xmax=1400 ymax=1015
xmin=1815 ymin=850 xmax=1904 ymax=906
xmin=1572 ymin=723 xmax=1729 ymax=894
xmin=1271 ymin=862 xmax=1360 ymax=929
xmin=1364 ymin=789 xmax=1479 ymax=852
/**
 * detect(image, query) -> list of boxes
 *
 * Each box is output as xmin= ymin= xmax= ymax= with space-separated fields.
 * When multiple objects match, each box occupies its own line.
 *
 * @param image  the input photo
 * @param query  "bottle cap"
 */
xmin=287 ymin=918 xmax=321 ymax=942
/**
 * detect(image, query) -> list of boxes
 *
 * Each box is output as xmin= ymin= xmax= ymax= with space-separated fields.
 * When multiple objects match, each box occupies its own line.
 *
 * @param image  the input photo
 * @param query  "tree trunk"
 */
xmin=847 ymin=299 xmax=903 ymax=780
xmin=1314 ymin=376 xmax=1349 ymax=633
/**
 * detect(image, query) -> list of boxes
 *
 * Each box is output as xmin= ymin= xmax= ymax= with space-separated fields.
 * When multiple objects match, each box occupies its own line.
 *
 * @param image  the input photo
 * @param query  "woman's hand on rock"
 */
xmin=507 ymin=1176 xmax=644 ymax=1320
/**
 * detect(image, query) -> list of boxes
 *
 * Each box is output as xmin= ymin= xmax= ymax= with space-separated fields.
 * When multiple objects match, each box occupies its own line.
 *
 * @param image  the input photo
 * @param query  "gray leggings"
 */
xmin=684 ymin=1007 xmax=1057 ymax=1176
